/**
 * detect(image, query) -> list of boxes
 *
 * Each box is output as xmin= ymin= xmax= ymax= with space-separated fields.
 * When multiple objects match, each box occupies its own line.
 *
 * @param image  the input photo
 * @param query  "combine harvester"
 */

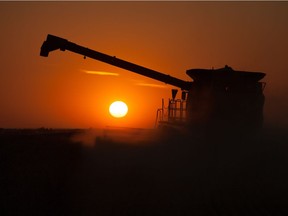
xmin=40 ymin=34 xmax=266 ymax=137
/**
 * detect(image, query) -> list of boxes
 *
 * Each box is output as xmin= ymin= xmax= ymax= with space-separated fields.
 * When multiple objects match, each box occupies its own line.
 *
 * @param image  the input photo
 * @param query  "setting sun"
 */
xmin=109 ymin=101 xmax=128 ymax=118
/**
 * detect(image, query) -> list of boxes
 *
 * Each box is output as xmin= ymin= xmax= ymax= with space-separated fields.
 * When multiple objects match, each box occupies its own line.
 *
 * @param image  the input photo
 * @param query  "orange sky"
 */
xmin=0 ymin=2 xmax=288 ymax=129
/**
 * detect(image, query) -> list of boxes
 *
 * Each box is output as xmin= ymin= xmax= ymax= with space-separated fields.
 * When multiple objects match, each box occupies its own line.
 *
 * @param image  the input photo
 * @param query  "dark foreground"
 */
xmin=1 ymin=127 xmax=288 ymax=216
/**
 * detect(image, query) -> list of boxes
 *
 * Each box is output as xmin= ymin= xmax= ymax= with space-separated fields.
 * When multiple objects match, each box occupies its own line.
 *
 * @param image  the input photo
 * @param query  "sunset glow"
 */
xmin=0 ymin=2 xmax=287 ymax=129
xmin=109 ymin=101 xmax=128 ymax=118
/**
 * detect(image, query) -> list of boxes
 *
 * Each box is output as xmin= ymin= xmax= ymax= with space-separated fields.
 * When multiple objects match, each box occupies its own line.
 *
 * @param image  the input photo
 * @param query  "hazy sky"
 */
xmin=0 ymin=1 xmax=287 ymax=129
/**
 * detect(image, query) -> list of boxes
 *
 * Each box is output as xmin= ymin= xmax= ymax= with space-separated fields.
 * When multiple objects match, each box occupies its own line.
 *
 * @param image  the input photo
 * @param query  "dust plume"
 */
xmin=70 ymin=127 xmax=159 ymax=147
xmin=70 ymin=128 xmax=102 ymax=147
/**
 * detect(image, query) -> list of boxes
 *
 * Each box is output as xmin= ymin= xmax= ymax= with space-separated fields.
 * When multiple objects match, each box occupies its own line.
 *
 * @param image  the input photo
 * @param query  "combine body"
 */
xmin=158 ymin=66 xmax=266 ymax=134
xmin=40 ymin=34 xmax=266 ymax=133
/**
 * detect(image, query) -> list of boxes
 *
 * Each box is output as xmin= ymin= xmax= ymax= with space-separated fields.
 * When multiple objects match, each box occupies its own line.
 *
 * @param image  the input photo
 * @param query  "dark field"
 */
xmin=1 ymin=127 xmax=288 ymax=216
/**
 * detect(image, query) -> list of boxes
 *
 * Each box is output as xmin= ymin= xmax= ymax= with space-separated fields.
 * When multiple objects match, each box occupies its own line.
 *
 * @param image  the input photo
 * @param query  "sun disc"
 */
xmin=109 ymin=101 xmax=128 ymax=118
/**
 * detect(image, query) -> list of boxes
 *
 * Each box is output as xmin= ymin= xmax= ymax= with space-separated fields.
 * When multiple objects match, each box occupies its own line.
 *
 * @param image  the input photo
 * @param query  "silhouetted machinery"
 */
xmin=40 ymin=34 xmax=266 ymax=134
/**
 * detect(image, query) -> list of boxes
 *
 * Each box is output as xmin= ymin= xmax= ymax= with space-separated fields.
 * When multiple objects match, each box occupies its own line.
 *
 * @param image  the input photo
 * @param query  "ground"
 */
xmin=1 ymin=127 xmax=288 ymax=216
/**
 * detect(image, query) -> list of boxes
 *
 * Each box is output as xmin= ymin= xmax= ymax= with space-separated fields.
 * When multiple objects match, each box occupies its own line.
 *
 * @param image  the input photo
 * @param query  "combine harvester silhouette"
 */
xmin=40 ymin=34 xmax=266 ymax=138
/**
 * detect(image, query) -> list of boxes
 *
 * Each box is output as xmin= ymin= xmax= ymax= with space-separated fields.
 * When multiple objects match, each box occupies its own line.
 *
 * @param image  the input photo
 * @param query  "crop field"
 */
xmin=1 ymin=127 xmax=288 ymax=216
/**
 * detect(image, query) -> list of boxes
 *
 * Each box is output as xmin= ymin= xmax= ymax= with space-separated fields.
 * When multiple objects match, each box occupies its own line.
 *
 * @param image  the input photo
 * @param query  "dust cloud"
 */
xmin=70 ymin=127 xmax=160 ymax=147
